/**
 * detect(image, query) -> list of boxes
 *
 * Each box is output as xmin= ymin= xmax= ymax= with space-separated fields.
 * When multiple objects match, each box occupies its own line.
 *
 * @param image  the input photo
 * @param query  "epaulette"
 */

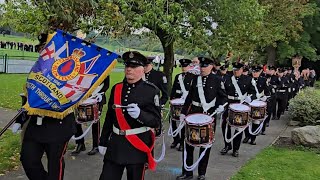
xmin=145 ymin=81 xmax=159 ymax=91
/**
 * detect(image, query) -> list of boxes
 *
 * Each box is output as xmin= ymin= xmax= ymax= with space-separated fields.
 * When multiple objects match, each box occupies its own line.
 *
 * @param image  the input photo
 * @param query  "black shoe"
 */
xmin=198 ymin=175 xmax=206 ymax=180
xmin=266 ymin=123 xmax=269 ymax=127
xmin=87 ymin=147 xmax=99 ymax=155
xmin=176 ymin=174 xmax=193 ymax=180
xmin=261 ymin=131 xmax=266 ymax=135
xmin=272 ymin=116 xmax=277 ymax=120
xmin=243 ymin=137 xmax=250 ymax=143
xmin=177 ymin=144 xmax=183 ymax=151
xmin=170 ymin=141 xmax=179 ymax=149
xmin=71 ymin=144 xmax=86 ymax=155
xmin=249 ymin=141 xmax=257 ymax=145
xmin=232 ymin=150 xmax=239 ymax=157
xmin=220 ymin=146 xmax=232 ymax=155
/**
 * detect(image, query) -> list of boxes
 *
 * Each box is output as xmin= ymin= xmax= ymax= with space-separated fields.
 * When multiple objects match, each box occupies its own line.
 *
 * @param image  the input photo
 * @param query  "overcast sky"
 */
xmin=0 ymin=0 xmax=4 ymax=4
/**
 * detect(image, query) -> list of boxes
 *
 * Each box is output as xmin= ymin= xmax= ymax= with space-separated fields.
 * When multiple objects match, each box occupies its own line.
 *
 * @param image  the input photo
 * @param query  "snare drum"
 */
xmin=228 ymin=103 xmax=250 ymax=127
xmin=249 ymin=100 xmax=267 ymax=120
xmin=170 ymin=98 xmax=185 ymax=121
xmin=77 ymin=98 xmax=99 ymax=124
xmin=185 ymin=114 xmax=215 ymax=147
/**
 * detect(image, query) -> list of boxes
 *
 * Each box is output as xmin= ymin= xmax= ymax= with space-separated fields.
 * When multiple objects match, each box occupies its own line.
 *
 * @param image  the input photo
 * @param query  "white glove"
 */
xmin=244 ymin=96 xmax=252 ymax=104
xmin=179 ymin=114 xmax=186 ymax=121
xmin=98 ymin=146 xmax=107 ymax=155
xmin=260 ymin=96 xmax=267 ymax=102
xmin=11 ymin=123 xmax=21 ymax=133
xmin=127 ymin=103 xmax=141 ymax=119
xmin=216 ymin=105 xmax=225 ymax=114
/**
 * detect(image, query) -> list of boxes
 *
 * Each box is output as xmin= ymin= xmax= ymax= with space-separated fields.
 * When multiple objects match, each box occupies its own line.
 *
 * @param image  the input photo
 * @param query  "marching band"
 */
xmin=6 ymin=34 xmax=316 ymax=179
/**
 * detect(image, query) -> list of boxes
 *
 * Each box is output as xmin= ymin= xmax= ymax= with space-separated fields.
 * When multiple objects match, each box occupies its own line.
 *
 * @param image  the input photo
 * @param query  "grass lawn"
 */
xmin=232 ymin=146 xmax=320 ymax=180
xmin=0 ymin=131 xmax=21 ymax=175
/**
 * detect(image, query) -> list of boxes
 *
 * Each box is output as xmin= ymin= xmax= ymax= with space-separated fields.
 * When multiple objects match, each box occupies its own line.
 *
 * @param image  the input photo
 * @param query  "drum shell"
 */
xmin=185 ymin=114 xmax=215 ymax=147
xmin=76 ymin=103 xmax=99 ymax=124
xmin=228 ymin=104 xmax=250 ymax=127
xmin=170 ymin=104 xmax=183 ymax=121
xmin=250 ymin=106 xmax=267 ymax=120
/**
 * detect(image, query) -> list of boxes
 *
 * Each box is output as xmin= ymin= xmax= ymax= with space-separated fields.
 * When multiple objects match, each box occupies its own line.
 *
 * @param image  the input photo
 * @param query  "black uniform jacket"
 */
xmin=145 ymin=68 xmax=169 ymax=106
xmin=170 ymin=72 xmax=194 ymax=100
xmin=252 ymin=76 xmax=270 ymax=97
xmin=99 ymin=79 xmax=161 ymax=164
xmin=181 ymin=73 xmax=227 ymax=115
xmin=224 ymin=74 xmax=257 ymax=103
xmin=23 ymin=113 xmax=76 ymax=143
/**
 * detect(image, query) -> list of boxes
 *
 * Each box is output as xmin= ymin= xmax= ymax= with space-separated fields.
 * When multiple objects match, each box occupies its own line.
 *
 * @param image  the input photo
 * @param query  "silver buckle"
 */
xmin=119 ymin=130 xmax=126 ymax=135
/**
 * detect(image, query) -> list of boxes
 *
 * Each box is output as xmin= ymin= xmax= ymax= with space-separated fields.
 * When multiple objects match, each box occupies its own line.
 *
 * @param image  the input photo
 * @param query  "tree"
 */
xmin=0 ymin=0 xmax=266 ymax=88
xmin=257 ymin=0 xmax=315 ymax=65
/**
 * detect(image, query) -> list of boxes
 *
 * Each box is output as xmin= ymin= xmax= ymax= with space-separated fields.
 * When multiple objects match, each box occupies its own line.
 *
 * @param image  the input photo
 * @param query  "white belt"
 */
xmin=227 ymin=95 xmax=241 ymax=100
xmin=176 ymin=90 xmax=182 ymax=94
xmin=113 ymin=125 xmax=151 ymax=135
xmin=192 ymin=101 xmax=202 ymax=107
xmin=277 ymin=90 xmax=286 ymax=93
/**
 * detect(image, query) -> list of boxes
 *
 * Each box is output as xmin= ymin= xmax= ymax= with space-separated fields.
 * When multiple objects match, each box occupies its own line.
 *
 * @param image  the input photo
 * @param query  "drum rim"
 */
xmin=80 ymin=98 xmax=98 ymax=105
xmin=229 ymin=103 xmax=251 ymax=111
xmin=185 ymin=113 xmax=214 ymax=125
xmin=185 ymin=139 xmax=214 ymax=147
xmin=249 ymin=100 xmax=267 ymax=107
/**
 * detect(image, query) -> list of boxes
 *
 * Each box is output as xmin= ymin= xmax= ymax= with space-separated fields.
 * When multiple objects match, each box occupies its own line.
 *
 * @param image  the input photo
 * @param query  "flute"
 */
xmin=112 ymin=104 xmax=132 ymax=109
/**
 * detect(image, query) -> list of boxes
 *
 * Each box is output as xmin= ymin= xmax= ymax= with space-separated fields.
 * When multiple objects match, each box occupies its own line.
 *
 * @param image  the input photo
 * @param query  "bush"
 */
xmin=288 ymin=88 xmax=320 ymax=126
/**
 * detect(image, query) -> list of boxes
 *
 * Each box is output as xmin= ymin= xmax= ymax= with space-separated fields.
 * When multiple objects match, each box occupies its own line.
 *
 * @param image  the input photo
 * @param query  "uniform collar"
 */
xmin=124 ymin=78 xmax=143 ymax=88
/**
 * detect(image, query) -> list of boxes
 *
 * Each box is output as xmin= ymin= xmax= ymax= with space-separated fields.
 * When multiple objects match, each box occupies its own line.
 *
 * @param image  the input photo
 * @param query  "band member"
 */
xmin=143 ymin=57 xmax=169 ymax=106
xmin=275 ymin=68 xmax=290 ymax=120
xmin=72 ymin=76 xmax=110 ymax=155
xmin=170 ymin=59 xmax=194 ymax=151
xmin=176 ymin=57 xmax=227 ymax=180
xmin=261 ymin=65 xmax=278 ymax=134
xmin=242 ymin=65 xmax=250 ymax=76
xmin=220 ymin=62 xmax=256 ymax=157
xmin=285 ymin=67 xmax=295 ymax=110
xmin=11 ymin=34 xmax=77 ymax=180
xmin=243 ymin=65 xmax=269 ymax=144
xmin=99 ymin=51 xmax=161 ymax=180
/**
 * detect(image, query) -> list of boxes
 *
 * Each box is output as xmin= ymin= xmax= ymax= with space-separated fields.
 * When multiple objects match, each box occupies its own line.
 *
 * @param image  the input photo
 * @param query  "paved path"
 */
xmin=0 ymin=107 xmax=289 ymax=180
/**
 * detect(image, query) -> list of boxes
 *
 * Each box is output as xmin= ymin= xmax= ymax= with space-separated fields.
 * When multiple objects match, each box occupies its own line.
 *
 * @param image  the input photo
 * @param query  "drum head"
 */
xmin=185 ymin=114 xmax=213 ymax=124
xmin=81 ymin=98 xmax=97 ymax=105
xmin=229 ymin=103 xmax=250 ymax=112
xmin=170 ymin=98 xmax=185 ymax=105
xmin=249 ymin=100 xmax=267 ymax=107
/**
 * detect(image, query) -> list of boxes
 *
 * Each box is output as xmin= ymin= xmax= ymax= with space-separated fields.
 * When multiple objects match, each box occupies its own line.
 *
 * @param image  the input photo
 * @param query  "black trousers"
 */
xmin=171 ymin=119 xmax=181 ymax=143
xmin=244 ymin=123 xmax=259 ymax=142
xmin=99 ymin=160 xmax=146 ymax=180
xmin=182 ymin=143 xmax=211 ymax=176
xmin=221 ymin=119 xmax=243 ymax=151
xmin=20 ymin=140 xmax=68 ymax=180
xmin=74 ymin=121 xmax=100 ymax=147
xmin=276 ymin=92 xmax=288 ymax=118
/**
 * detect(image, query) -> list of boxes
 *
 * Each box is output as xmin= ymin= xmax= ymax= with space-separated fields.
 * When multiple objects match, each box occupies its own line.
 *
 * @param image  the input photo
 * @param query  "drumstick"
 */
xmin=210 ymin=102 xmax=228 ymax=117
xmin=112 ymin=104 xmax=132 ymax=109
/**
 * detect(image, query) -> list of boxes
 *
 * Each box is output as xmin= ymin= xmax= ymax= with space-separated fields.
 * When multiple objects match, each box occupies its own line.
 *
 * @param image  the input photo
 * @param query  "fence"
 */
xmin=0 ymin=54 xmax=36 ymax=73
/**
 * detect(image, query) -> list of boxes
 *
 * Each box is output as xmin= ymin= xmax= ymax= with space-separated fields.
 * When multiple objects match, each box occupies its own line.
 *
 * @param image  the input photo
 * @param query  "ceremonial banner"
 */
xmin=23 ymin=29 xmax=119 ymax=119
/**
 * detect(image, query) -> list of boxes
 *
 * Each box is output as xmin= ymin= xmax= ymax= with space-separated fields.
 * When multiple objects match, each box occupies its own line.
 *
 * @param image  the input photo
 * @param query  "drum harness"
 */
xmin=224 ymin=76 xmax=251 ymax=143
xmin=249 ymin=79 xmax=268 ymax=136
xmin=183 ymin=76 xmax=226 ymax=171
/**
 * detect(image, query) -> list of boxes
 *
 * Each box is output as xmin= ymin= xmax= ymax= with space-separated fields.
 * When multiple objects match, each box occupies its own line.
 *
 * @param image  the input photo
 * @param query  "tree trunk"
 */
xmin=156 ymin=29 xmax=174 ymax=93
xmin=266 ymin=45 xmax=276 ymax=66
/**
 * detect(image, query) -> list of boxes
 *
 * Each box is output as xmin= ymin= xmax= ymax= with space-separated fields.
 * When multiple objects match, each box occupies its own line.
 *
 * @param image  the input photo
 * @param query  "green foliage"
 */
xmin=288 ymin=88 xmax=320 ymax=126
xmin=232 ymin=147 xmax=320 ymax=180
